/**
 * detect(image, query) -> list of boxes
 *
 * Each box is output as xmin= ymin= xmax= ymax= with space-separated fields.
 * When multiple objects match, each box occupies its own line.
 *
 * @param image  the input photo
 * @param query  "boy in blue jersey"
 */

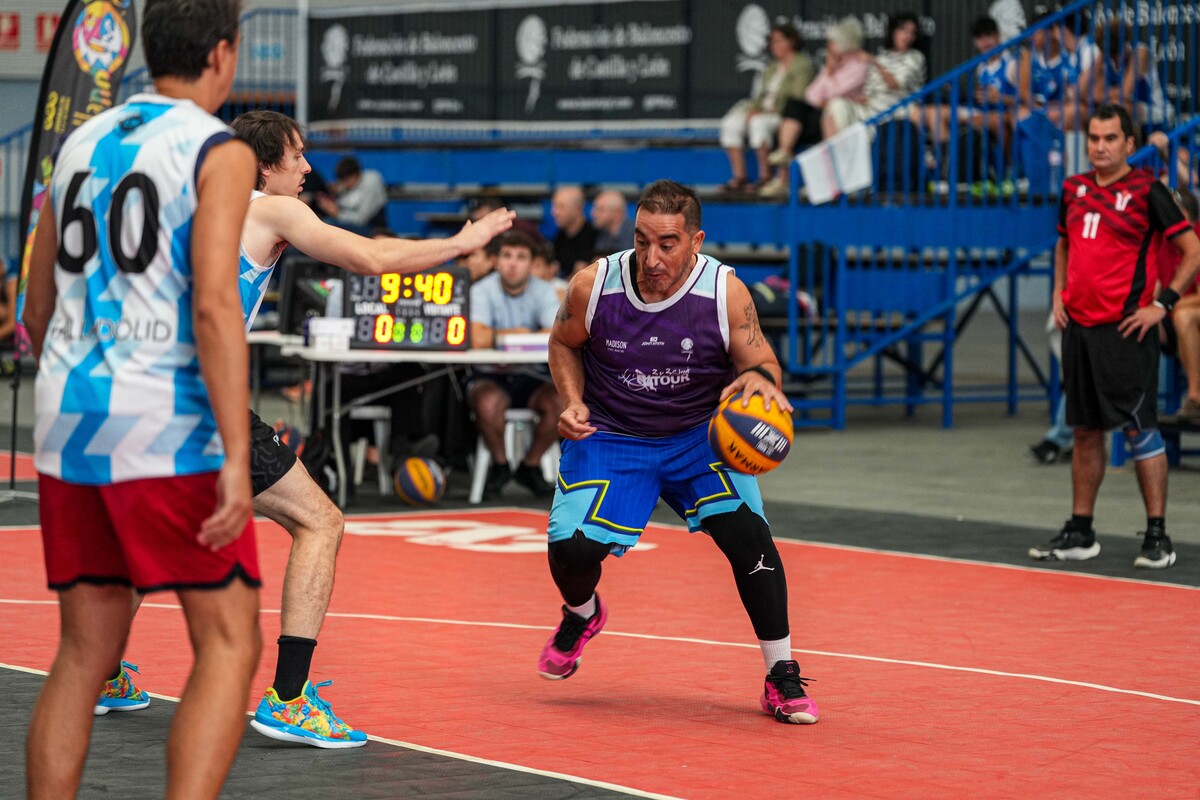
xmin=109 ymin=109 xmax=514 ymax=749
xmin=22 ymin=1 xmax=261 ymax=796
xmin=540 ymin=181 xmax=819 ymax=724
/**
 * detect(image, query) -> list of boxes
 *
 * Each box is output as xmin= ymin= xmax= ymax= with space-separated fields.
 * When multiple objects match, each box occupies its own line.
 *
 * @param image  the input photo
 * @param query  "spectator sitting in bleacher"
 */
xmin=760 ymin=17 xmax=869 ymax=199
xmin=1160 ymin=190 xmax=1200 ymax=421
xmin=819 ymin=12 xmax=926 ymax=138
xmin=718 ymin=22 xmax=813 ymax=194
xmin=1016 ymin=11 xmax=1098 ymax=133
xmin=550 ymin=186 xmax=598 ymax=277
xmin=471 ymin=195 xmax=545 ymax=243
xmin=458 ymin=236 xmax=499 ymax=282
xmin=1091 ymin=20 xmax=1170 ymax=134
xmin=321 ymin=156 xmax=388 ymax=232
xmin=1148 ymin=131 xmax=1195 ymax=193
xmin=299 ymin=164 xmax=335 ymax=219
xmin=913 ymin=16 xmax=1018 ymax=149
xmin=591 ymin=189 xmax=635 ymax=255
xmin=467 ymin=230 xmax=563 ymax=499
xmin=531 ymin=242 xmax=567 ymax=302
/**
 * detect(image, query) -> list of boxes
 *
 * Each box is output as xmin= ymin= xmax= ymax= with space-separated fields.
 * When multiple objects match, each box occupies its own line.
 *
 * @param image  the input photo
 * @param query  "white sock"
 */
xmin=759 ymin=637 xmax=792 ymax=670
xmin=566 ymin=594 xmax=597 ymax=620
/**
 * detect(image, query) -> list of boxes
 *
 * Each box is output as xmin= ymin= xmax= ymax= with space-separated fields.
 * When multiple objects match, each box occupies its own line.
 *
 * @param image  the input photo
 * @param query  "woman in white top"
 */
xmin=824 ymin=12 xmax=927 ymax=135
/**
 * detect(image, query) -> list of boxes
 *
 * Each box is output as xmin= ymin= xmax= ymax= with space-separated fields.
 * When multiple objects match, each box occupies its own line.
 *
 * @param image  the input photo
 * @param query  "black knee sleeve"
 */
xmin=547 ymin=530 xmax=610 ymax=607
xmin=706 ymin=504 xmax=789 ymax=641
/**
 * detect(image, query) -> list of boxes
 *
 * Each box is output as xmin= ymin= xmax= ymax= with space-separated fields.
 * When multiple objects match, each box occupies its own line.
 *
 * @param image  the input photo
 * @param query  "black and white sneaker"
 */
xmin=1134 ymin=530 xmax=1177 ymax=569
xmin=1028 ymin=440 xmax=1071 ymax=464
xmin=1029 ymin=521 xmax=1100 ymax=561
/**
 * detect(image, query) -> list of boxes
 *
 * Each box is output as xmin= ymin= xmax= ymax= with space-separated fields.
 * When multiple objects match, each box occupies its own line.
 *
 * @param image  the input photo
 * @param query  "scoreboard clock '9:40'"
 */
xmin=346 ymin=267 xmax=471 ymax=350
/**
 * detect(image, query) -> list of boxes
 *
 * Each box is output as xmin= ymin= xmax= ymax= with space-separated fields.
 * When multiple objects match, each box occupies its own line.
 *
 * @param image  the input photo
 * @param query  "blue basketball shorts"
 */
xmin=546 ymin=423 xmax=766 ymax=554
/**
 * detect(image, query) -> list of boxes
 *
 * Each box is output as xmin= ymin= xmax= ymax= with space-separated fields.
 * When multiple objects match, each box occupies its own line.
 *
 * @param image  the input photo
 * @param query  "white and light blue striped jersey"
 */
xmin=34 ymin=93 xmax=234 ymax=484
xmin=238 ymin=191 xmax=283 ymax=330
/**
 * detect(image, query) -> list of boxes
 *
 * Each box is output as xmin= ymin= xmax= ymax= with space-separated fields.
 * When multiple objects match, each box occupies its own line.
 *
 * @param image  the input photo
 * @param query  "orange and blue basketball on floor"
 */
xmin=708 ymin=392 xmax=793 ymax=474
xmin=393 ymin=457 xmax=447 ymax=506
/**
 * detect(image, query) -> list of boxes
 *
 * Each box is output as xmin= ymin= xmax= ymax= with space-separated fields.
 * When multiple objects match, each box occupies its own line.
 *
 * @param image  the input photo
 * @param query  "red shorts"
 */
xmin=39 ymin=472 xmax=261 ymax=594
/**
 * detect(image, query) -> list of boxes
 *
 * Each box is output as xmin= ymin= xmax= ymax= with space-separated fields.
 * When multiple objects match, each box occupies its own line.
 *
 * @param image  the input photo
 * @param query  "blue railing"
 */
xmin=779 ymin=0 xmax=1199 ymax=428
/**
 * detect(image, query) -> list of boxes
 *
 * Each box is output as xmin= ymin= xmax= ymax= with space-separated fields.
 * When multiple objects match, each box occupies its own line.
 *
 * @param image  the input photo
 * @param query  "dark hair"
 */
xmin=496 ymin=230 xmax=538 ymax=257
xmin=1060 ymin=10 xmax=1091 ymax=38
xmin=1176 ymin=189 xmax=1199 ymax=223
xmin=769 ymin=23 xmax=802 ymax=53
xmin=637 ymin=180 xmax=702 ymax=232
xmin=1089 ymin=103 xmax=1136 ymax=140
xmin=334 ymin=157 xmax=362 ymax=181
xmin=230 ymin=111 xmax=304 ymax=188
xmin=142 ymin=0 xmax=241 ymax=81
xmin=886 ymin=13 xmax=919 ymax=51
xmin=1100 ymin=20 xmax=1131 ymax=58
xmin=970 ymin=16 xmax=998 ymax=39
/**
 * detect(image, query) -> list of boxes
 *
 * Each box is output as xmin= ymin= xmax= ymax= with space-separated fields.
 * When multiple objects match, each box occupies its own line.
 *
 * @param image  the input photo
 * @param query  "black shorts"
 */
xmin=250 ymin=409 xmax=298 ymax=496
xmin=464 ymin=369 xmax=553 ymax=408
xmin=1062 ymin=320 xmax=1159 ymax=431
xmin=780 ymin=99 xmax=825 ymax=148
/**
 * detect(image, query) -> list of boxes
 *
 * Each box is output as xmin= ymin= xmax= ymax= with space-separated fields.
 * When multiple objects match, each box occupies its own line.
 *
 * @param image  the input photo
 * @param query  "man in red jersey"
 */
xmin=1030 ymin=104 xmax=1200 ymax=569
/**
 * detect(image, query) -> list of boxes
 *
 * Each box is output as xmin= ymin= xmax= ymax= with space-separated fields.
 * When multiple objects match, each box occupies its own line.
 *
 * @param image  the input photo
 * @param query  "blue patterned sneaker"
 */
xmin=249 ymin=679 xmax=367 ymax=749
xmin=94 ymin=661 xmax=150 ymax=716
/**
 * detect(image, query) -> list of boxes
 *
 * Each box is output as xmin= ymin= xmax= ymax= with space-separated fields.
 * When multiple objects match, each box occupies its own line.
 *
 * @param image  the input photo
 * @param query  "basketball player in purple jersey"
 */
xmin=540 ymin=180 xmax=818 ymax=724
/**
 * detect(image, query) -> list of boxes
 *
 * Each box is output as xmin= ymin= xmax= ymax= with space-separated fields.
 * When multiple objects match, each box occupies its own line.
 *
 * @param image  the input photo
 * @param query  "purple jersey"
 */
xmin=583 ymin=250 xmax=734 ymax=437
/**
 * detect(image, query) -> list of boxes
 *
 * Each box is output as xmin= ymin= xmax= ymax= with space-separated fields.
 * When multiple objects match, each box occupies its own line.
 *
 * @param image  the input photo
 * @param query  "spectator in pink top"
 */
xmin=761 ymin=17 xmax=870 ymax=198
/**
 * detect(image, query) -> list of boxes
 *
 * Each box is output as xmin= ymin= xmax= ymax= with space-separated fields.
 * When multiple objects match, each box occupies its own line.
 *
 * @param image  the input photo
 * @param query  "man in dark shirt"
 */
xmin=1030 ymin=104 xmax=1200 ymax=570
xmin=550 ymin=186 xmax=598 ymax=277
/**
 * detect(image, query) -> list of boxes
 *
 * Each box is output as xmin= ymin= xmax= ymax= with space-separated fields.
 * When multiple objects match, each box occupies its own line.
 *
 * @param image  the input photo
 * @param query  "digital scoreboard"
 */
xmin=345 ymin=267 xmax=470 ymax=350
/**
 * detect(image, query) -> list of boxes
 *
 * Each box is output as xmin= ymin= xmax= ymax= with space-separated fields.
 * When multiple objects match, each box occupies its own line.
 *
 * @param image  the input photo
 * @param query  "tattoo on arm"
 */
xmin=556 ymin=295 xmax=573 ymax=324
xmin=740 ymin=302 xmax=764 ymax=347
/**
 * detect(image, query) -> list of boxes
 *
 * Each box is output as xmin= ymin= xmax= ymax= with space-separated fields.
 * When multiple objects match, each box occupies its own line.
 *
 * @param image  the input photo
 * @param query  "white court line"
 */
xmin=2 ymin=511 xmax=1198 ymax=592
xmin=0 ymin=660 xmax=682 ymax=800
xmin=3 ymin=598 xmax=1197 ymax=708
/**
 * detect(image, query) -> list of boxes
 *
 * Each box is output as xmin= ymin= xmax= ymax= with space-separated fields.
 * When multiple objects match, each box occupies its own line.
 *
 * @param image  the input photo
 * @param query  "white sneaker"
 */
xmin=767 ymin=148 xmax=792 ymax=167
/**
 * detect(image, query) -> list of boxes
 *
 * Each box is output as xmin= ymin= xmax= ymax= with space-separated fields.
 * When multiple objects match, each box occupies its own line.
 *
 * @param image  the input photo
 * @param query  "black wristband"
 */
xmin=740 ymin=365 xmax=777 ymax=385
xmin=1157 ymin=288 xmax=1181 ymax=312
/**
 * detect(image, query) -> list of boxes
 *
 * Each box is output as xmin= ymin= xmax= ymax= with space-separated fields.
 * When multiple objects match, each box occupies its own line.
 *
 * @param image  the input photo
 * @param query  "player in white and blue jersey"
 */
xmin=104 ymin=108 xmax=510 ymax=749
xmin=21 ymin=1 xmax=260 ymax=796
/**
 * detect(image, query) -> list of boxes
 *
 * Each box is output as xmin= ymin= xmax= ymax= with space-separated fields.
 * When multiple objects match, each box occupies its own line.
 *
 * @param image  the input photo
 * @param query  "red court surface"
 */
xmin=0 ymin=452 xmax=36 ymax=481
xmin=2 ymin=508 xmax=1198 ymax=798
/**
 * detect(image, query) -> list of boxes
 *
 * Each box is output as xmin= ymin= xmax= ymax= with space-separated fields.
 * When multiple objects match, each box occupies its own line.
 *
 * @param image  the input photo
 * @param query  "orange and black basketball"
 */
xmin=707 ymin=392 xmax=794 ymax=474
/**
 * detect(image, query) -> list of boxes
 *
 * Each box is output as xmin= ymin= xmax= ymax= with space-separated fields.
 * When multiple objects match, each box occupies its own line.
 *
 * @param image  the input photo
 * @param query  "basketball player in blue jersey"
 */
xmin=539 ymin=180 xmax=819 ymax=724
xmin=109 ymin=109 xmax=514 ymax=749
xmin=21 ymin=1 xmax=261 ymax=796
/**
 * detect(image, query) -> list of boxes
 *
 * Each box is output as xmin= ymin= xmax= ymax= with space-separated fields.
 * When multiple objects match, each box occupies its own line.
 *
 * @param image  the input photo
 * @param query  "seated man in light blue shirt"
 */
xmin=469 ymin=230 xmax=563 ymax=499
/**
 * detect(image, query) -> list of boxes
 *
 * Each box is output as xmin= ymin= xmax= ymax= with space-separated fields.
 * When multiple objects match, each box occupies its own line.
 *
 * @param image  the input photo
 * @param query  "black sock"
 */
xmin=273 ymin=636 xmax=317 ymax=701
xmin=107 ymin=664 xmax=122 ymax=681
xmin=1147 ymin=517 xmax=1165 ymax=534
xmin=1070 ymin=514 xmax=1094 ymax=532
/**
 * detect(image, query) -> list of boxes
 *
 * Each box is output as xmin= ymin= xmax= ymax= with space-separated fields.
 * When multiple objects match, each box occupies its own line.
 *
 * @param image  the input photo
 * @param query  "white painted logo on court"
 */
xmin=343 ymin=518 xmax=657 ymax=554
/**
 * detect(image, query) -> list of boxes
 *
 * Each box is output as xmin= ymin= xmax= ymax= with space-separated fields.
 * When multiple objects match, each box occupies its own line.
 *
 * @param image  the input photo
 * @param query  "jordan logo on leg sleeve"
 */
xmin=749 ymin=555 xmax=775 ymax=575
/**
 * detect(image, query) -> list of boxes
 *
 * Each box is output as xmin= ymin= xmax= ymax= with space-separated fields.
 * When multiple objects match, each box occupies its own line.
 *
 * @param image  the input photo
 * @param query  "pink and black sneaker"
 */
xmin=761 ymin=660 xmax=818 ymax=724
xmin=537 ymin=596 xmax=608 ymax=680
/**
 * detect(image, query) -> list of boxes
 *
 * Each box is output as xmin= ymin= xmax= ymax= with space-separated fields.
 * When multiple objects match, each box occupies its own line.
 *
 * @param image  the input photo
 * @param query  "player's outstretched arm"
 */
xmin=721 ymin=274 xmax=793 ymax=412
xmin=23 ymin=206 xmax=60 ymax=361
xmin=193 ymin=139 xmax=256 ymax=550
xmin=550 ymin=263 xmax=598 ymax=440
xmin=255 ymin=196 xmax=514 ymax=275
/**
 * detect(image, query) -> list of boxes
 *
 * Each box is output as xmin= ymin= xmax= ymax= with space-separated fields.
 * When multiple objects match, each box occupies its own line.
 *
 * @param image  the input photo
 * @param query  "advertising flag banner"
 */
xmin=15 ymin=0 xmax=137 ymax=353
